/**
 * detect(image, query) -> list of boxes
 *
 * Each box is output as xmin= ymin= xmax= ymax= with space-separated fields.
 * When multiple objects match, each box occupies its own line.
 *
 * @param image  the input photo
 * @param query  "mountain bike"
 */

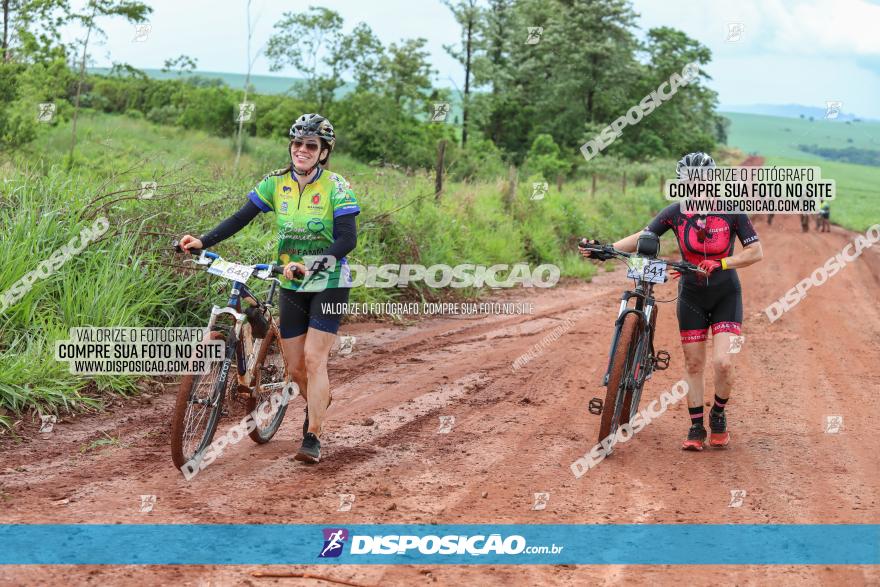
xmin=169 ymin=241 xmax=299 ymax=471
xmin=579 ymin=239 xmax=703 ymax=447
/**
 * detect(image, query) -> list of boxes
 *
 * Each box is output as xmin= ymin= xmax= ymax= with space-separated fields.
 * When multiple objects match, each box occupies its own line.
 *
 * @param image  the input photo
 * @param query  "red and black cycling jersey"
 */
xmin=646 ymin=203 xmax=759 ymax=287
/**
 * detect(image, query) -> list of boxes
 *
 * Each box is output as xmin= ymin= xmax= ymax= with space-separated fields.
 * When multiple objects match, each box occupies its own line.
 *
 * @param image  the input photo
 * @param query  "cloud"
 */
xmin=762 ymin=0 xmax=880 ymax=56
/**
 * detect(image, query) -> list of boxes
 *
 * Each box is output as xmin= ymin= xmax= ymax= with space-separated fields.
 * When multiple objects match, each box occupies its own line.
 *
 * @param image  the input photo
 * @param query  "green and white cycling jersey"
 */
xmin=248 ymin=167 xmax=360 ymax=289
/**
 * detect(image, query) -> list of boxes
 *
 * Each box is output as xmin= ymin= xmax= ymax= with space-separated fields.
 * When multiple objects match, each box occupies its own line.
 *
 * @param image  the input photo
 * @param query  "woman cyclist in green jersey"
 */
xmin=178 ymin=113 xmax=360 ymax=464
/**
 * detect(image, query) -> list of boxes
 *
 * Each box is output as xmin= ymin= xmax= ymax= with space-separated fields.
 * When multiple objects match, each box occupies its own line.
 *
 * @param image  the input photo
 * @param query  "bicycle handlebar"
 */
xmin=172 ymin=240 xmax=288 ymax=277
xmin=577 ymin=238 xmax=706 ymax=275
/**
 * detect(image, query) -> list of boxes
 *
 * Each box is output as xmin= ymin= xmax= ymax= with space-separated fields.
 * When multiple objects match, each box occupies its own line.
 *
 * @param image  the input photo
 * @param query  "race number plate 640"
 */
xmin=208 ymin=258 xmax=254 ymax=283
xmin=626 ymin=257 xmax=667 ymax=284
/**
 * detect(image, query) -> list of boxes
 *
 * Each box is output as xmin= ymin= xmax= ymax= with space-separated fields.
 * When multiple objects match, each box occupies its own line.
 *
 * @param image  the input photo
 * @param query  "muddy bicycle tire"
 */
xmin=597 ymin=313 xmax=640 ymax=445
xmin=170 ymin=330 xmax=236 ymax=470
xmin=246 ymin=325 xmax=291 ymax=444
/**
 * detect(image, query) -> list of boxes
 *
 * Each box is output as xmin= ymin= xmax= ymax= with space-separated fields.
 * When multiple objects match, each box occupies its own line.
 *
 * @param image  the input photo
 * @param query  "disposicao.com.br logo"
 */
xmin=319 ymin=528 xmax=563 ymax=558
xmin=318 ymin=528 xmax=349 ymax=558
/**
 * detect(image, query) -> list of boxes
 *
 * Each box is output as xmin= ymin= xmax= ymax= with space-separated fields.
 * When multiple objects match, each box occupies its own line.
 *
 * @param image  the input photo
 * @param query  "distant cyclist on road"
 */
xmin=817 ymin=202 xmax=831 ymax=232
xmin=581 ymin=152 xmax=764 ymax=450
xmin=178 ymin=113 xmax=360 ymax=464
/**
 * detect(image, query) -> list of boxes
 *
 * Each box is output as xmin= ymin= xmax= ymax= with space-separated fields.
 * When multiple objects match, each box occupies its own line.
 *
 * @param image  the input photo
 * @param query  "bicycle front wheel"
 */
xmin=597 ymin=312 xmax=640 ymax=446
xmin=246 ymin=325 xmax=292 ymax=443
xmin=620 ymin=309 xmax=654 ymax=424
xmin=170 ymin=330 xmax=236 ymax=470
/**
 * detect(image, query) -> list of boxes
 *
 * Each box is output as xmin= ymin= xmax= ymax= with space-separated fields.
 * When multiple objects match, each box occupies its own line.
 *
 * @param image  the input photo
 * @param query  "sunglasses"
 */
xmin=291 ymin=139 xmax=321 ymax=153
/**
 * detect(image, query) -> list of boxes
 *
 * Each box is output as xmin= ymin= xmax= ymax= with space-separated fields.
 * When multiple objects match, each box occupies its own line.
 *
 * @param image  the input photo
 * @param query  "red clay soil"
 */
xmin=2 ymin=212 xmax=878 ymax=586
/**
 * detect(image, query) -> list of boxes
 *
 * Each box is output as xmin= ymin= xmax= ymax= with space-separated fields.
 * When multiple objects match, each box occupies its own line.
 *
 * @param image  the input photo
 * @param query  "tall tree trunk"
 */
xmin=2 ymin=0 xmax=9 ymax=62
xmin=69 ymin=9 xmax=96 ymax=163
xmin=233 ymin=83 xmax=250 ymax=171
xmin=234 ymin=0 xmax=253 ymax=171
xmin=461 ymin=15 xmax=472 ymax=147
xmin=586 ymin=89 xmax=594 ymax=124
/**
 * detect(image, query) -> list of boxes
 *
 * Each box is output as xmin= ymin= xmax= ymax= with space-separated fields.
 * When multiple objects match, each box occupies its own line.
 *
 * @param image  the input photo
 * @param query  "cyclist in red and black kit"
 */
xmin=583 ymin=152 xmax=764 ymax=450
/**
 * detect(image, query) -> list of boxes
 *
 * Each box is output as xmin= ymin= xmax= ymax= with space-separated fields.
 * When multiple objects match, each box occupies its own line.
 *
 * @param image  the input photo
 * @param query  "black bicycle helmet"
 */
xmin=289 ymin=113 xmax=335 ymax=157
xmin=676 ymin=152 xmax=715 ymax=179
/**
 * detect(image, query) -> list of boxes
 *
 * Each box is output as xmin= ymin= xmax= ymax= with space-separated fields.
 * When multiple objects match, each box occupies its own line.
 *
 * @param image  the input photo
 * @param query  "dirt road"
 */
xmin=2 ymin=213 xmax=878 ymax=586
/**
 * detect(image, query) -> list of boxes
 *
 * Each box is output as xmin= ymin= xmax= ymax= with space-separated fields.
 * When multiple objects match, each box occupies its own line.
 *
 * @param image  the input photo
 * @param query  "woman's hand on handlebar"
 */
xmin=578 ymin=238 xmax=613 ymax=260
xmin=670 ymin=261 xmax=708 ymax=280
xmin=178 ymin=234 xmax=203 ymax=252
xmin=697 ymin=259 xmax=721 ymax=275
xmin=282 ymin=261 xmax=307 ymax=280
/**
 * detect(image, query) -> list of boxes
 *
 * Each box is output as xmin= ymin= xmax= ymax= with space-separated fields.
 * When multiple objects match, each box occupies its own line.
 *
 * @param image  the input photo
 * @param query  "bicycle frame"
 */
xmin=195 ymin=250 xmax=281 ymax=389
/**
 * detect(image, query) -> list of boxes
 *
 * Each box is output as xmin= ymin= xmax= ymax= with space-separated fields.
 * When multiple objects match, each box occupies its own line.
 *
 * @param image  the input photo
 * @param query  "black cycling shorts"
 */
xmin=676 ymin=273 xmax=742 ymax=344
xmin=278 ymin=286 xmax=350 ymax=338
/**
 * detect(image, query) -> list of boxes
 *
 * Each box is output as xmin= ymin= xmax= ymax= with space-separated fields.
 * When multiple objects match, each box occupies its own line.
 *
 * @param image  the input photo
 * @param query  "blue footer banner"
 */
xmin=1 ymin=524 xmax=878 ymax=565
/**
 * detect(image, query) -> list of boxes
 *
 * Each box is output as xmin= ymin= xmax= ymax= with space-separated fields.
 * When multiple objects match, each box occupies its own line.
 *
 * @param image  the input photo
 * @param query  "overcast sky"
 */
xmin=71 ymin=0 xmax=880 ymax=118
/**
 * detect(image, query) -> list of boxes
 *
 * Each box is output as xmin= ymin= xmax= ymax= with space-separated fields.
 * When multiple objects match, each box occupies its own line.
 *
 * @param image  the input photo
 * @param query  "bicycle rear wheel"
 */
xmin=170 ymin=329 xmax=236 ymax=470
xmin=246 ymin=324 xmax=293 ymax=443
xmin=597 ymin=312 xmax=640 ymax=446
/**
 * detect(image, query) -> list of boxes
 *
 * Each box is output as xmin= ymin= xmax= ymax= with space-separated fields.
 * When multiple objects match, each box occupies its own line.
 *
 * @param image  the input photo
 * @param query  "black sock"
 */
xmin=711 ymin=394 xmax=728 ymax=414
xmin=688 ymin=407 xmax=704 ymax=428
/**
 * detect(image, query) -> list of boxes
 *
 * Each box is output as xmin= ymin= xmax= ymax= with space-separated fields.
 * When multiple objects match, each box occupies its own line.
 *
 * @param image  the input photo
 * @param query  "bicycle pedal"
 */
xmin=653 ymin=350 xmax=671 ymax=370
xmin=588 ymin=397 xmax=603 ymax=415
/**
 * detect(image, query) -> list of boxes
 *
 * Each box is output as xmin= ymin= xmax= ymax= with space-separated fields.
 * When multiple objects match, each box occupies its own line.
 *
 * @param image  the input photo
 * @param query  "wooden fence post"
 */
xmin=556 ymin=173 xmax=564 ymax=193
xmin=591 ymin=174 xmax=597 ymax=198
xmin=434 ymin=139 xmax=447 ymax=201
xmin=622 ymin=171 xmax=627 ymax=196
xmin=504 ymin=164 xmax=517 ymax=211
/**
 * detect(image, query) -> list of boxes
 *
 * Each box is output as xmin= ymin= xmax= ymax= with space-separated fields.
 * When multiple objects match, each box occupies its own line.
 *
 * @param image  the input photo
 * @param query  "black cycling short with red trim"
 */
xmin=676 ymin=272 xmax=742 ymax=344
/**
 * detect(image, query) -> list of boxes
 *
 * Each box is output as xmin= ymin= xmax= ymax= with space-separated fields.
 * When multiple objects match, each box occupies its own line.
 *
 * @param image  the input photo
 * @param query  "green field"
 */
xmin=723 ymin=112 xmax=880 ymax=159
xmin=723 ymin=112 xmax=879 ymax=232
xmin=88 ymin=67 xmax=349 ymax=97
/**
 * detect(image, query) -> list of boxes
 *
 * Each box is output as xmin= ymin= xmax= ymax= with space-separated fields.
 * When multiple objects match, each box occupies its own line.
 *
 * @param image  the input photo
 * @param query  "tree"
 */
xmin=1 ymin=0 xmax=14 ymax=61
xmin=265 ymin=6 xmax=347 ymax=112
xmin=2 ymin=0 xmax=69 ymax=63
xmin=234 ymin=0 xmax=263 ymax=171
xmin=524 ymin=133 xmax=568 ymax=181
xmin=381 ymin=38 xmax=434 ymax=113
xmin=67 ymin=0 xmax=152 ymax=163
xmin=537 ymin=0 xmax=640 ymax=149
xmin=443 ymin=0 xmax=481 ymax=146
xmin=472 ymin=0 xmax=512 ymax=141
xmin=161 ymin=54 xmax=197 ymax=76
xmin=338 ymin=22 xmax=384 ymax=93
xmin=617 ymin=26 xmax=720 ymax=159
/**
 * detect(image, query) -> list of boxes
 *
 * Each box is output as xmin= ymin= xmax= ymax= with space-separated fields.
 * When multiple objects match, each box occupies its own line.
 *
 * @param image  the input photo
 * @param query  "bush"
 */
xmin=0 ymin=59 xmax=71 ymax=149
xmin=147 ymin=104 xmax=182 ymax=126
xmin=331 ymin=91 xmax=456 ymax=171
xmin=523 ymin=134 xmax=569 ymax=182
xmin=446 ymin=136 xmax=507 ymax=182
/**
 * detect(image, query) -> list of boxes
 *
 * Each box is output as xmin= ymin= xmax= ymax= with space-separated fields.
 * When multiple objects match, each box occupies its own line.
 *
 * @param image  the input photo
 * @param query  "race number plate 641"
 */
xmin=626 ymin=257 xmax=667 ymax=284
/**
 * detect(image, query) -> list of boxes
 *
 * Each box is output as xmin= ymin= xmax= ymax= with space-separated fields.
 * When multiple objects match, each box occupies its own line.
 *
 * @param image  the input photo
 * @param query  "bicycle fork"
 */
xmin=589 ymin=297 xmax=670 ymax=417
